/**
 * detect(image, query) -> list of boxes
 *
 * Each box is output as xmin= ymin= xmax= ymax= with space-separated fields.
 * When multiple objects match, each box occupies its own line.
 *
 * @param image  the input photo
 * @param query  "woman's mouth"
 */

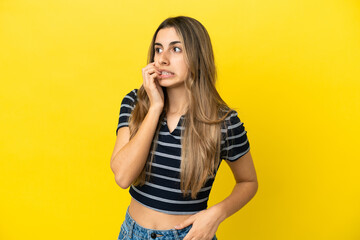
xmin=159 ymin=71 xmax=175 ymax=79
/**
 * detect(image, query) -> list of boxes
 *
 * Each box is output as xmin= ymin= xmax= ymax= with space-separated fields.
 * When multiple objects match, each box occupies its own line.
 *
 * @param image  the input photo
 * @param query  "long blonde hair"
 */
xmin=129 ymin=16 xmax=234 ymax=199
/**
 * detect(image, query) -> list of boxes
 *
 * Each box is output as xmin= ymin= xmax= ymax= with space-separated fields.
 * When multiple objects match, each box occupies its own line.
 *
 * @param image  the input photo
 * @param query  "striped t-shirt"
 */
xmin=115 ymin=88 xmax=250 ymax=215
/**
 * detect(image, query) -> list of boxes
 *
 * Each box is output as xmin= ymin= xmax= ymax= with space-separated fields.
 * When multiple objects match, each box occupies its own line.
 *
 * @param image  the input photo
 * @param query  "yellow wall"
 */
xmin=1 ymin=0 xmax=359 ymax=239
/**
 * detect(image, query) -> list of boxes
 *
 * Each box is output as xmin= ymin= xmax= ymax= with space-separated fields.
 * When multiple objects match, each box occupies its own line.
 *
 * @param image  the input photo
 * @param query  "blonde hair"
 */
xmin=129 ymin=16 xmax=234 ymax=199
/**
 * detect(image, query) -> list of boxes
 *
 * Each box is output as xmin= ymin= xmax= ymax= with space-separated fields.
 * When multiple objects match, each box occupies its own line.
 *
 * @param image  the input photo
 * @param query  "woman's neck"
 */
xmin=165 ymin=87 xmax=188 ymax=115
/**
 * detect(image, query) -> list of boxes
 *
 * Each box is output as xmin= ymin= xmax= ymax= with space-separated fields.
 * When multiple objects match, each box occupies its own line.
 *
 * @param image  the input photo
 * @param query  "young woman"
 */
xmin=111 ymin=16 xmax=258 ymax=240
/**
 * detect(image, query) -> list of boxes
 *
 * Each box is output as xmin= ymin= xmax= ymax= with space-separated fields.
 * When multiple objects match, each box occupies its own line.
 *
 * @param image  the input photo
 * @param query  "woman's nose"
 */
xmin=157 ymin=52 xmax=169 ymax=65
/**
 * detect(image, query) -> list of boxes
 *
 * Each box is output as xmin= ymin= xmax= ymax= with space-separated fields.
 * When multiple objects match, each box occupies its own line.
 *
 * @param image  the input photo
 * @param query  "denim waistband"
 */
xmin=122 ymin=206 xmax=196 ymax=240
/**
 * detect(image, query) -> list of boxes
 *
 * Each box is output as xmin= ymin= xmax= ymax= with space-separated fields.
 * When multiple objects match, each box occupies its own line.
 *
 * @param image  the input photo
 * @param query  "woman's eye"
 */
xmin=174 ymin=47 xmax=181 ymax=52
xmin=155 ymin=48 xmax=162 ymax=53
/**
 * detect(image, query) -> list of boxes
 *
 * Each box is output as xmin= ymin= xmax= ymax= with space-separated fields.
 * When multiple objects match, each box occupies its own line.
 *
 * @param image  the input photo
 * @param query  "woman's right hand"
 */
xmin=142 ymin=62 xmax=164 ymax=111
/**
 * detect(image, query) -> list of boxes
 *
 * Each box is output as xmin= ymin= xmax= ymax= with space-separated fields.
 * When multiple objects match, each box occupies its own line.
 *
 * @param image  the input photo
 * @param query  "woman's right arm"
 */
xmin=110 ymin=106 xmax=162 ymax=189
xmin=110 ymin=62 xmax=163 ymax=189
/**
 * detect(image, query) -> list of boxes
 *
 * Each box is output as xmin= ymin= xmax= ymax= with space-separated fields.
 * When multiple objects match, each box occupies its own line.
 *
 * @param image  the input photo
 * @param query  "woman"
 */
xmin=111 ymin=16 xmax=258 ymax=240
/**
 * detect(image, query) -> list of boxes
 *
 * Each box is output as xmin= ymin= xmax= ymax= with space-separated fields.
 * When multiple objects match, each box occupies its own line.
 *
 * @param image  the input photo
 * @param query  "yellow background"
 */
xmin=1 ymin=0 xmax=359 ymax=239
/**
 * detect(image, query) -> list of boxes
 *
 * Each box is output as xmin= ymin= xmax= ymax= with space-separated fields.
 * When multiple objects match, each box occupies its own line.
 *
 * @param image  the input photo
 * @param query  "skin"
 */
xmin=120 ymin=27 xmax=259 ymax=240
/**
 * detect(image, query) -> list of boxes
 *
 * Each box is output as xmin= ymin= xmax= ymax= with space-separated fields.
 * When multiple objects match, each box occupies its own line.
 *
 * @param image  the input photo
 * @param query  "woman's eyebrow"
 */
xmin=154 ymin=41 xmax=181 ymax=47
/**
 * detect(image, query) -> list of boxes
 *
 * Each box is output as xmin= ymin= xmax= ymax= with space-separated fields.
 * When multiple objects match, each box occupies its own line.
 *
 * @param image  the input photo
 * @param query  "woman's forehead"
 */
xmin=155 ymin=27 xmax=182 ymax=45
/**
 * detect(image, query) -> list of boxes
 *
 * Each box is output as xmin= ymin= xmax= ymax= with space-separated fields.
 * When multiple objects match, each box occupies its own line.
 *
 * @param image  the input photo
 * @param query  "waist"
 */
xmin=129 ymin=197 xmax=194 ymax=230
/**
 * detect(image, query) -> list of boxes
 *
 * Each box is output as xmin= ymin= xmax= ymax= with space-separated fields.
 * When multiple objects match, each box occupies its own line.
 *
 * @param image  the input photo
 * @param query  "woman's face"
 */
xmin=154 ymin=27 xmax=189 ymax=89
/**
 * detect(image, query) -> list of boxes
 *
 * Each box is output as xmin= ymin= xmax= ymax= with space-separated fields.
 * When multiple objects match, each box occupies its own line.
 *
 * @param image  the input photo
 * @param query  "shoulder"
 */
xmin=121 ymin=88 xmax=138 ymax=106
xmin=220 ymin=108 xmax=247 ymax=141
xmin=123 ymin=88 xmax=138 ymax=102
xmin=221 ymin=109 xmax=242 ymax=129
xmin=220 ymin=108 xmax=250 ymax=161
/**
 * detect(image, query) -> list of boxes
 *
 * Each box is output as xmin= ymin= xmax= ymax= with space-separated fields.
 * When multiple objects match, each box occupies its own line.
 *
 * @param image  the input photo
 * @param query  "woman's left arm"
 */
xmin=176 ymin=151 xmax=258 ymax=240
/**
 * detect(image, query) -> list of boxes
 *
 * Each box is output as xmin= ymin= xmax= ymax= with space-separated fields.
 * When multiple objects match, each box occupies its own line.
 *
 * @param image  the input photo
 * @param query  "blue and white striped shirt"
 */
xmin=116 ymin=89 xmax=250 ymax=215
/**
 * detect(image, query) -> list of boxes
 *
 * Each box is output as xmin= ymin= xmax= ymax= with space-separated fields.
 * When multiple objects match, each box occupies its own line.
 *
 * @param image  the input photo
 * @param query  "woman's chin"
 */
xmin=159 ymin=81 xmax=183 ymax=89
xmin=158 ymin=78 xmax=172 ymax=86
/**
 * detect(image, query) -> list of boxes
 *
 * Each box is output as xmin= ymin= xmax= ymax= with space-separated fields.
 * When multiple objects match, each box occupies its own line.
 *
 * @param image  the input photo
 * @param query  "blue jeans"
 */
xmin=117 ymin=207 xmax=217 ymax=240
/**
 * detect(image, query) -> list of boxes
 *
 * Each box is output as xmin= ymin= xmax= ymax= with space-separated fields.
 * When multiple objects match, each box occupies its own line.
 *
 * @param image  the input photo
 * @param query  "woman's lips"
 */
xmin=159 ymin=71 xmax=175 ymax=79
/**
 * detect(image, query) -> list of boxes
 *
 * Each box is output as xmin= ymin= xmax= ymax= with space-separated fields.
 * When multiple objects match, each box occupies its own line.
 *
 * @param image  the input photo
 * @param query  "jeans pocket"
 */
xmin=118 ymin=223 xmax=128 ymax=240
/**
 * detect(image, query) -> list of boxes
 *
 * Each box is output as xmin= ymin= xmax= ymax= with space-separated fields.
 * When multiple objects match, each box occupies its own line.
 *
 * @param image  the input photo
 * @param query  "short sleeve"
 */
xmin=115 ymin=89 xmax=138 ymax=136
xmin=220 ymin=110 xmax=250 ymax=161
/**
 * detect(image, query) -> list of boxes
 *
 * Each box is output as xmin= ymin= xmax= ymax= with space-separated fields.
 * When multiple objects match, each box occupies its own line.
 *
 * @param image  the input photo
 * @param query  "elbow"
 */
xmin=115 ymin=174 xmax=131 ymax=189
xmin=110 ymin=160 xmax=130 ymax=189
xmin=253 ymin=180 xmax=259 ymax=196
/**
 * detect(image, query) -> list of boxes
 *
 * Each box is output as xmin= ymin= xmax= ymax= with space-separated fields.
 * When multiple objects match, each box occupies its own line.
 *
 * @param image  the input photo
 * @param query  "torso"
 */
xmin=128 ymin=112 xmax=193 ymax=230
xmin=128 ymin=197 xmax=194 ymax=230
xmin=129 ymin=111 xmax=192 ymax=230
